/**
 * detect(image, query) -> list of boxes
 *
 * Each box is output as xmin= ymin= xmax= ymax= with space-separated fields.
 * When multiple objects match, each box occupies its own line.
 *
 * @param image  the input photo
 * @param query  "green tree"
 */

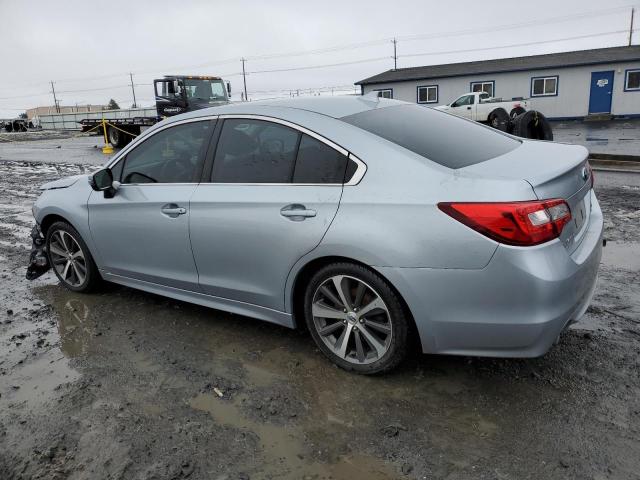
xmin=106 ymin=99 xmax=120 ymax=110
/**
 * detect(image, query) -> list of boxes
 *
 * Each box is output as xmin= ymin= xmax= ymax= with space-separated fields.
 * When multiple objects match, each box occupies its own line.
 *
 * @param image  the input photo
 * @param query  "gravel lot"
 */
xmin=0 ymin=137 xmax=639 ymax=479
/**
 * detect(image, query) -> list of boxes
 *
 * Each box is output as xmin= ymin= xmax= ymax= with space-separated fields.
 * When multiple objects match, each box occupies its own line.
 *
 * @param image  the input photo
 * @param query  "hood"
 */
xmin=40 ymin=174 xmax=87 ymax=190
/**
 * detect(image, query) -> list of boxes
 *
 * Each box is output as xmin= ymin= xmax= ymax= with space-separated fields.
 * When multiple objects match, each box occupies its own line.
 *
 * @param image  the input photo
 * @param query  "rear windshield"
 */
xmin=340 ymin=104 xmax=520 ymax=169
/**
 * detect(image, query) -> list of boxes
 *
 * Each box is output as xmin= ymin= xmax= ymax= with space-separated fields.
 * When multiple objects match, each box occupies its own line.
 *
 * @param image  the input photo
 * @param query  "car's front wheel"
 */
xmin=46 ymin=221 xmax=100 ymax=292
xmin=304 ymin=263 xmax=409 ymax=374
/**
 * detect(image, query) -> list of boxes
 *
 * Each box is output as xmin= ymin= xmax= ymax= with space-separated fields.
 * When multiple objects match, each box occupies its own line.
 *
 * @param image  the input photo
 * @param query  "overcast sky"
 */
xmin=0 ymin=0 xmax=637 ymax=117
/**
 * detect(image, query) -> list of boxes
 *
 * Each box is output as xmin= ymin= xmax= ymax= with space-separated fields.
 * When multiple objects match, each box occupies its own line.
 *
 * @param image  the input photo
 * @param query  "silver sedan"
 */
xmin=28 ymin=96 xmax=603 ymax=373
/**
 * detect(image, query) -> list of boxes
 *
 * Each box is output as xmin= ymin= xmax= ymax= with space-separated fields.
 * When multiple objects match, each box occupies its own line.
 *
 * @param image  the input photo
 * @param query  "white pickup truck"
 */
xmin=435 ymin=92 xmax=529 ymax=131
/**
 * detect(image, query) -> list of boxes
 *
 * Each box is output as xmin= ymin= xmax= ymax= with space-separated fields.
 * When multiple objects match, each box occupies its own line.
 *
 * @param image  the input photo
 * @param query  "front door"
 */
xmin=588 ymin=71 xmax=614 ymax=114
xmin=190 ymin=117 xmax=352 ymax=311
xmin=449 ymin=94 xmax=475 ymax=120
xmin=88 ymin=119 xmax=214 ymax=291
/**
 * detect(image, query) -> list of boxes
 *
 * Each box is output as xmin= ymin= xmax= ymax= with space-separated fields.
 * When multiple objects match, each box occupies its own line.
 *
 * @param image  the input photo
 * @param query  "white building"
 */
xmin=356 ymin=45 xmax=640 ymax=120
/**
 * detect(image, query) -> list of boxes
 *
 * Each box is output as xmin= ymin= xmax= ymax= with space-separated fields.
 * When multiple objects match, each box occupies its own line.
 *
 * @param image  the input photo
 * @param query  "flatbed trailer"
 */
xmin=36 ymin=75 xmax=231 ymax=147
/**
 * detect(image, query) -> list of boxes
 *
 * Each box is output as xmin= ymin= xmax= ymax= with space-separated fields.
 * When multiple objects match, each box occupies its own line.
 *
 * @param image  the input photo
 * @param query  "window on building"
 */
xmin=531 ymin=76 xmax=558 ymax=96
xmin=625 ymin=69 xmax=640 ymax=91
xmin=375 ymin=89 xmax=393 ymax=99
xmin=417 ymin=85 xmax=438 ymax=104
xmin=470 ymin=81 xmax=494 ymax=97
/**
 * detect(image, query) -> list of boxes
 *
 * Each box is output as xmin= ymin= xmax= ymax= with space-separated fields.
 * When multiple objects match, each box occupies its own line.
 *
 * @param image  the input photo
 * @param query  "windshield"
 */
xmin=340 ymin=104 xmax=520 ymax=169
xmin=183 ymin=79 xmax=226 ymax=101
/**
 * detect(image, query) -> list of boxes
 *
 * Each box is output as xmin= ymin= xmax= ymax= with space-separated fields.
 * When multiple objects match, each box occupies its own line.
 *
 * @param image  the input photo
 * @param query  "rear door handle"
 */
xmin=161 ymin=203 xmax=187 ymax=217
xmin=280 ymin=204 xmax=317 ymax=221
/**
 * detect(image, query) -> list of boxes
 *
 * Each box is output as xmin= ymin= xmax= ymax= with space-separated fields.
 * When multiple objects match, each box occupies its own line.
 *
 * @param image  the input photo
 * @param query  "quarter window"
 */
xmin=470 ymin=81 xmax=494 ymax=97
xmin=212 ymin=119 xmax=299 ymax=183
xmin=375 ymin=89 xmax=393 ymax=99
xmin=417 ymin=85 xmax=438 ymax=104
xmin=120 ymin=120 xmax=212 ymax=184
xmin=293 ymin=135 xmax=349 ymax=184
xmin=625 ymin=69 xmax=640 ymax=91
xmin=531 ymin=76 xmax=558 ymax=96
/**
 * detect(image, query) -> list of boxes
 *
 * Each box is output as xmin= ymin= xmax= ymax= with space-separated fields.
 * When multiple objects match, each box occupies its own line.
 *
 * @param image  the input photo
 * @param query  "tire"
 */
xmin=511 ymin=110 xmax=553 ymax=141
xmin=488 ymin=109 xmax=509 ymax=132
xmin=509 ymin=106 xmax=526 ymax=120
xmin=46 ymin=221 xmax=101 ymax=293
xmin=107 ymin=125 xmax=127 ymax=148
xmin=304 ymin=262 xmax=409 ymax=374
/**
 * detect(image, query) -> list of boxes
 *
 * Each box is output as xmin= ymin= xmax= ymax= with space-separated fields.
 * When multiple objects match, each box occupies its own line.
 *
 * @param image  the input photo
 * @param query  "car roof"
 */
xmin=167 ymin=95 xmax=407 ymax=125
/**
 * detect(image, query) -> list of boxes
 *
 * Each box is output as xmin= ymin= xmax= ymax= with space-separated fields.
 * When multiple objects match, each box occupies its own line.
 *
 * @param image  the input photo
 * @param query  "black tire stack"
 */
xmin=508 ymin=110 xmax=553 ymax=141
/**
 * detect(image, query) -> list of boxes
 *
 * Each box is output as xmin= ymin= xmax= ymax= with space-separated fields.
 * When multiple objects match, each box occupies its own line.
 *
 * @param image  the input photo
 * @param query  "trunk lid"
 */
xmin=462 ymin=140 xmax=593 ymax=253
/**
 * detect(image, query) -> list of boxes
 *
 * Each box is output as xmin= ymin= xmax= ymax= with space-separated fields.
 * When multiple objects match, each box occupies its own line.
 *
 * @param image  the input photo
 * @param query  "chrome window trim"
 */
xmin=104 ymin=115 xmax=219 ymax=171
xmin=105 ymin=113 xmax=367 ymax=187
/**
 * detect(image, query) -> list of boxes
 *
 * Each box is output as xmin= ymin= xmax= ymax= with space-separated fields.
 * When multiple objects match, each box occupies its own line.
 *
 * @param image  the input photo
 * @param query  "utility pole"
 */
xmin=392 ymin=38 xmax=398 ymax=70
xmin=129 ymin=72 xmax=137 ymax=108
xmin=241 ymin=58 xmax=248 ymax=101
xmin=50 ymin=81 xmax=60 ymax=113
xmin=629 ymin=7 xmax=635 ymax=46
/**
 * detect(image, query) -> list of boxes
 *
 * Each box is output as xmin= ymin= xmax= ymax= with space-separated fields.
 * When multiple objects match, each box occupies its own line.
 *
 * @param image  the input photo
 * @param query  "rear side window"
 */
xmin=212 ymin=119 xmax=299 ymax=183
xmin=212 ymin=119 xmax=358 ymax=184
xmin=293 ymin=134 xmax=349 ymax=184
xmin=341 ymin=104 xmax=519 ymax=169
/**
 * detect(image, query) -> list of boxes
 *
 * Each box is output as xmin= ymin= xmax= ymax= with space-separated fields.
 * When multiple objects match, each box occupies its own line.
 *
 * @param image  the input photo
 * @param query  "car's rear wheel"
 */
xmin=46 ymin=221 xmax=100 ymax=292
xmin=304 ymin=263 xmax=408 ymax=374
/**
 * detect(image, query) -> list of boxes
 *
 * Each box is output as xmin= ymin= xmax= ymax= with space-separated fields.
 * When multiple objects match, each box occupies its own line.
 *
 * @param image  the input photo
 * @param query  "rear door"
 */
xmin=189 ymin=116 xmax=357 ymax=311
xmin=88 ymin=119 xmax=214 ymax=290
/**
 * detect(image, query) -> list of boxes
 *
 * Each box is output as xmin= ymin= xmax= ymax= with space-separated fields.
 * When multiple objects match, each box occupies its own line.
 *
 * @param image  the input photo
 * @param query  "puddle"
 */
xmin=0 ymin=348 xmax=80 ymax=407
xmin=190 ymin=392 xmax=396 ymax=480
xmin=601 ymin=241 xmax=640 ymax=271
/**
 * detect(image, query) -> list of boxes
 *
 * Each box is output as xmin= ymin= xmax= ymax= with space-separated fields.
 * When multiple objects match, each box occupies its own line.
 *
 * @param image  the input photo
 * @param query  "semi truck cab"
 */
xmin=154 ymin=75 xmax=231 ymax=117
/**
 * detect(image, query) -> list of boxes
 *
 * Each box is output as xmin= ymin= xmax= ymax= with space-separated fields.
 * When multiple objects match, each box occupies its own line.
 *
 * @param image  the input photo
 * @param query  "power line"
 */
xmin=399 ymin=29 xmax=629 ymax=60
xmin=247 ymin=56 xmax=389 ymax=75
xmin=3 ymin=2 xmax=636 ymax=90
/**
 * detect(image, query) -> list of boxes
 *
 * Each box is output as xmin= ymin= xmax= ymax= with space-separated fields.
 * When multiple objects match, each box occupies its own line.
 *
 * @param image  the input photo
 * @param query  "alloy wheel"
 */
xmin=49 ymin=230 xmax=87 ymax=287
xmin=311 ymin=275 xmax=393 ymax=365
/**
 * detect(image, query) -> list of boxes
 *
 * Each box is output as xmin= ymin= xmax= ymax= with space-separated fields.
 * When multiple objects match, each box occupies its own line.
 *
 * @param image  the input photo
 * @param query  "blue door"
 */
xmin=588 ymin=71 xmax=614 ymax=114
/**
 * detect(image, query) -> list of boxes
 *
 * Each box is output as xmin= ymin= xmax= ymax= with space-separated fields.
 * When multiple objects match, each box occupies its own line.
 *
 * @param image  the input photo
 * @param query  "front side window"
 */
xmin=625 ymin=69 xmax=640 ymax=91
xmin=531 ymin=76 xmax=558 ymax=96
xmin=212 ymin=119 xmax=299 ymax=183
xmin=375 ymin=89 xmax=393 ymax=99
xmin=417 ymin=85 xmax=438 ymax=104
xmin=470 ymin=81 xmax=494 ymax=97
xmin=120 ymin=121 xmax=212 ymax=184
xmin=451 ymin=94 xmax=474 ymax=107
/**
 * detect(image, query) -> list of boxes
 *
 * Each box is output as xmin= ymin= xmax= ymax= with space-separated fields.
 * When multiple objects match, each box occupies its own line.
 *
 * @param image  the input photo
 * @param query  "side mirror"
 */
xmin=226 ymin=81 xmax=231 ymax=96
xmin=90 ymin=168 xmax=113 ymax=191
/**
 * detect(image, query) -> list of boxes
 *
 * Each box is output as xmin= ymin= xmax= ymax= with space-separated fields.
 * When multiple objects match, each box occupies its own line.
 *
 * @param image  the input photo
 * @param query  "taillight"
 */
xmin=438 ymin=199 xmax=572 ymax=246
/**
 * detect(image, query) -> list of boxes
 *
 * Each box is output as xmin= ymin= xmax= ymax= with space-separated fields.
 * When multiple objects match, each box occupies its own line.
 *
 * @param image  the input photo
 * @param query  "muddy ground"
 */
xmin=0 ymin=156 xmax=639 ymax=480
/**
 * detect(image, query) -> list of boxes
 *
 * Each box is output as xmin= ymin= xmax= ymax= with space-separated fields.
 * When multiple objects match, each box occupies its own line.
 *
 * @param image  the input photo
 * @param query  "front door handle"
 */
xmin=161 ymin=203 xmax=187 ymax=218
xmin=466 ymin=106 xmax=472 ymax=110
xmin=280 ymin=204 xmax=317 ymax=221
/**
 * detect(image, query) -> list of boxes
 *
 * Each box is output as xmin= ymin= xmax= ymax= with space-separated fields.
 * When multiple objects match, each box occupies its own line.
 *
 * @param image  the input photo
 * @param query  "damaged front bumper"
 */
xmin=26 ymin=224 xmax=50 ymax=280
